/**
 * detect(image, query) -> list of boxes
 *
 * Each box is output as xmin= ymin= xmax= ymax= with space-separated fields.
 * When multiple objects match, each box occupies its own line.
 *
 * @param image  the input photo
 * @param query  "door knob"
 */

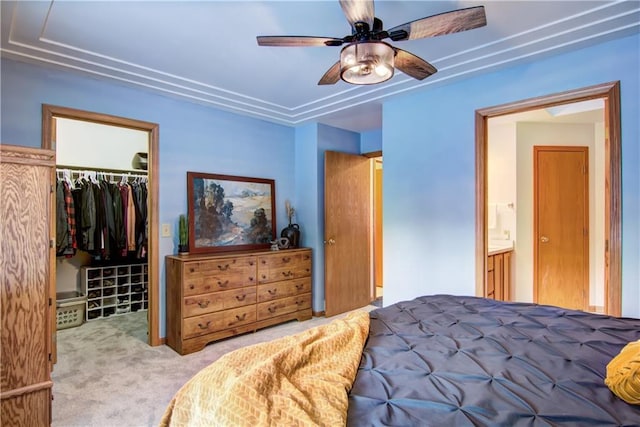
xmin=540 ymin=236 xmax=550 ymax=243
xmin=324 ymin=238 xmax=336 ymax=245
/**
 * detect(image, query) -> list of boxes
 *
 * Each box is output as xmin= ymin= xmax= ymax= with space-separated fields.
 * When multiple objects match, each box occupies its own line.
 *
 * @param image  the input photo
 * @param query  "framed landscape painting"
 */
xmin=187 ymin=172 xmax=276 ymax=253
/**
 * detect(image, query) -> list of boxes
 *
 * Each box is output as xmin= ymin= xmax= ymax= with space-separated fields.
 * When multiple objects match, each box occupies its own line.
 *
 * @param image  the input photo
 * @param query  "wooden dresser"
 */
xmin=165 ymin=248 xmax=312 ymax=355
xmin=1 ymin=145 xmax=55 ymax=426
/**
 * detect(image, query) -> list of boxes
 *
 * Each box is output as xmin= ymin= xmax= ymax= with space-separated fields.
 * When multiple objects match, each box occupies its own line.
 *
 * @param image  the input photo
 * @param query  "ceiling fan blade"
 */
xmin=394 ymin=49 xmax=437 ymax=80
xmin=318 ymin=61 xmax=342 ymax=85
xmin=257 ymin=36 xmax=343 ymax=47
xmin=387 ymin=6 xmax=486 ymax=41
xmin=339 ymin=0 xmax=374 ymax=29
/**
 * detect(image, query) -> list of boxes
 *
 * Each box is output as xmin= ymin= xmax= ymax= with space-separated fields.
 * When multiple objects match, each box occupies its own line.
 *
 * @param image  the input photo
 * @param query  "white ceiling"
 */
xmin=1 ymin=1 xmax=638 ymax=132
xmin=490 ymin=98 xmax=605 ymax=125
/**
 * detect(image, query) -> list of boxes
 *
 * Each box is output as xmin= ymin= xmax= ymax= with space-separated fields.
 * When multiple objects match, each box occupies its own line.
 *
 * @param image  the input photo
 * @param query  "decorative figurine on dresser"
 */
xmin=165 ymin=248 xmax=312 ymax=355
xmin=280 ymin=200 xmax=301 ymax=249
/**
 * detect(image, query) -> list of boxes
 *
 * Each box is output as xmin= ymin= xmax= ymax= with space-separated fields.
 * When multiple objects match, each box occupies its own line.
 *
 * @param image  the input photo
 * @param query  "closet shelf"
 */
xmin=56 ymin=164 xmax=148 ymax=176
xmin=81 ymin=263 xmax=148 ymax=321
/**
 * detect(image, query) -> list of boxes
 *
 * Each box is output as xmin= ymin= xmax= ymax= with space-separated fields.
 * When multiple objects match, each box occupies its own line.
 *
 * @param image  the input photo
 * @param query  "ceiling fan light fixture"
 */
xmin=340 ymin=41 xmax=394 ymax=85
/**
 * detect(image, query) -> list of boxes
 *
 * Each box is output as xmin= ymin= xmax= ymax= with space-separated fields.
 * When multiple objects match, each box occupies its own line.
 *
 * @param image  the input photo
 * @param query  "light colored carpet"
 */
xmin=52 ymin=307 xmax=376 ymax=427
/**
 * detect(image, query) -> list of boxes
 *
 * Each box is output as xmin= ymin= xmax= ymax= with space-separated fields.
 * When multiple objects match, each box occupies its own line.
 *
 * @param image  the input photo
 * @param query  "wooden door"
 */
xmin=534 ymin=146 xmax=589 ymax=310
xmin=324 ymin=151 xmax=371 ymax=317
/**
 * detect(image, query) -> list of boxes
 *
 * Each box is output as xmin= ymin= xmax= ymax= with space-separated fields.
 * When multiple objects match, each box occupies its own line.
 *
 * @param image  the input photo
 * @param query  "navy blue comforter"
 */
xmin=347 ymin=295 xmax=640 ymax=426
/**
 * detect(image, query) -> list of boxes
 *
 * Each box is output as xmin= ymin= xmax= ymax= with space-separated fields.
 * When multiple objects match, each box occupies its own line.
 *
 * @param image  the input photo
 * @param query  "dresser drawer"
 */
xmin=257 ymin=252 xmax=311 ymax=283
xmin=183 ymin=271 xmax=256 ymax=296
xmin=185 ymin=256 xmax=256 ymax=275
xmin=257 ymin=293 xmax=311 ymax=321
xmin=183 ymin=258 xmax=256 ymax=294
xmin=183 ymin=306 xmax=256 ymax=339
xmin=184 ymin=287 xmax=257 ymax=318
xmin=257 ymin=277 xmax=311 ymax=303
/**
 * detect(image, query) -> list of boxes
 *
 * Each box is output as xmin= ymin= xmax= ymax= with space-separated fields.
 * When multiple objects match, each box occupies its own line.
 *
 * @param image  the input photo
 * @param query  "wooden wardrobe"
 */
xmin=1 ymin=144 xmax=55 ymax=426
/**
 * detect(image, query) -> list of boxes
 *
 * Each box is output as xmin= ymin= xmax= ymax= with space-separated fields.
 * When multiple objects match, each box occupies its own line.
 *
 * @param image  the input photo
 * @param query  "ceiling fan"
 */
xmin=257 ymin=0 xmax=487 ymax=85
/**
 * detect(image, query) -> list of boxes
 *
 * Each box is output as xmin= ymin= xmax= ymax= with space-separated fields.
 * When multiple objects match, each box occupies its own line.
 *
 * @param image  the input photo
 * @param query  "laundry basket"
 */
xmin=56 ymin=291 xmax=86 ymax=330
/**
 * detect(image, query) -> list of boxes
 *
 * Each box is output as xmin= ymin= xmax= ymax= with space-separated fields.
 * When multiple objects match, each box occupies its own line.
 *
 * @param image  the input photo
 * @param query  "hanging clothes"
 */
xmin=130 ymin=180 xmax=148 ymax=259
xmin=55 ymin=175 xmax=77 ymax=257
xmin=55 ymin=168 xmax=148 ymax=262
xmin=55 ymin=179 xmax=69 ymax=255
xmin=75 ymin=178 xmax=96 ymax=252
xmin=118 ymin=182 xmax=131 ymax=257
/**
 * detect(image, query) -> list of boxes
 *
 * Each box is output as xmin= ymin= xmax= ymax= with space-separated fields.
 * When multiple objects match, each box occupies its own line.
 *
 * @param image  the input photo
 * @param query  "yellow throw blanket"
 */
xmin=160 ymin=310 xmax=370 ymax=427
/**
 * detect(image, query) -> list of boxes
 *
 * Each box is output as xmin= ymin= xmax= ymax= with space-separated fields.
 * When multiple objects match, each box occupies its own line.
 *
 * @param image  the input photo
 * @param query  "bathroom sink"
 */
xmin=488 ymin=240 xmax=514 ymax=252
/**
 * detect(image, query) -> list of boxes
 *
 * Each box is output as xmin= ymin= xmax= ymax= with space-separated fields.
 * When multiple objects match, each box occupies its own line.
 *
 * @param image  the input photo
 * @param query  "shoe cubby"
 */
xmin=81 ymin=262 xmax=148 ymax=321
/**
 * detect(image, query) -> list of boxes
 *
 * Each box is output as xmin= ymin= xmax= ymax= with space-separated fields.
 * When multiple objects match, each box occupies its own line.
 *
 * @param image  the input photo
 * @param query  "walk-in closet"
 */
xmin=54 ymin=116 xmax=151 ymax=346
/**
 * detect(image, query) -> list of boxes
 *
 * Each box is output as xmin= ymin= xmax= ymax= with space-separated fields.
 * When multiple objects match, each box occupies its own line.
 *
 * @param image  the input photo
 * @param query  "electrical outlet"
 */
xmin=161 ymin=223 xmax=171 ymax=237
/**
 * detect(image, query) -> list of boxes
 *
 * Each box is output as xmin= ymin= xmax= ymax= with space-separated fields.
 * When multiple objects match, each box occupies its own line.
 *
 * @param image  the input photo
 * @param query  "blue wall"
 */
xmin=361 ymin=129 xmax=382 ymax=153
xmin=0 ymin=60 xmax=362 ymax=326
xmin=1 ymin=58 xmax=297 ymax=336
xmin=383 ymin=34 xmax=640 ymax=317
xmin=294 ymin=123 xmax=322 ymax=310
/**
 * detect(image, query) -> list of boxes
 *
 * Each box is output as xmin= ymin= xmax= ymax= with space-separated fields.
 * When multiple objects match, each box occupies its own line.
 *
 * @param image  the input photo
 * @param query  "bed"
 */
xmin=161 ymin=295 xmax=640 ymax=426
xmin=348 ymin=295 xmax=640 ymax=426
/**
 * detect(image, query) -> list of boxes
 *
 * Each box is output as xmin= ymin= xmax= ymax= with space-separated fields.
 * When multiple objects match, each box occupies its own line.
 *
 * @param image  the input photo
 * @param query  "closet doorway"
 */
xmin=42 ymin=105 xmax=160 ymax=363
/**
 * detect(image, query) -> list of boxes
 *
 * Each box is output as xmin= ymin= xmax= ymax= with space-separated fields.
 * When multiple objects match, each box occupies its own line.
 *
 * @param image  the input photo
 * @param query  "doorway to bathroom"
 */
xmin=475 ymin=81 xmax=622 ymax=316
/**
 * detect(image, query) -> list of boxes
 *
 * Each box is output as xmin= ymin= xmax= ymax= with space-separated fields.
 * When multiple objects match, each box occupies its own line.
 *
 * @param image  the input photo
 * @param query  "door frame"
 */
xmin=475 ymin=81 xmax=621 ymax=316
xmin=42 ymin=104 xmax=161 ymax=346
xmin=363 ymin=150 xmax=383 ymax=300
xmin=533 ymin=145 xmax=589 ymax=310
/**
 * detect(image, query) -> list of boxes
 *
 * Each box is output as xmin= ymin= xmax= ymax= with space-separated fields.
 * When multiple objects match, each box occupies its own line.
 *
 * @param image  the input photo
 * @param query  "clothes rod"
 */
xmin=56 ymin=164 xmax=147 ymax=176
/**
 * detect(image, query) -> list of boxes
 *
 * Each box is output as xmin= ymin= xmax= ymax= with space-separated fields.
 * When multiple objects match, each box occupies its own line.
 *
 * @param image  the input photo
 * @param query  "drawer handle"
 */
xmin=249 ymin=261 xmax=254 ymax=266
xmin=198 ymin=300 xmax=210 ymax=309
xmin=282 ymin=271 xmax=293 ymax=278
xmin=261 ymin=274 xmax=267 ymax=279
xmin=296 ymin=299 xmax=305 ymax=306
xmin=282 ymin=257 xmax=291 ymax=263
xmin=189 ymin=268 xmax=195 ymax=273
xmin=261 ymin=260 xmax=266 ymax=264
xmin=268 ymin=306 xmax=277 ymax=314
xmin=267 ymin=289 xmax=277 ymax=296
xmin=295 ymin=283 xmax=303 ymax=290
xmin=236 ymin=294 xmax=246 ymax=301
xmin=218 ymin=264 xmax=230 ymax=271
xmin=236 ymin=313 xmax=247 ymax=321
xmin=197 ymin=321 xmax=211 ymax=330
xmin=189 ymin=284 xmax=195 ymax=290
xmin=249 ymin=277 xmax=254 ymax=282
xmin=218 ymin=280 xmax=229 ymax=287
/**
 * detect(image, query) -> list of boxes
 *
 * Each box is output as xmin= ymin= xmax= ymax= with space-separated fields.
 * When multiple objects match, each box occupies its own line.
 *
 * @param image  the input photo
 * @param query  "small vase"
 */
xmin=178 ymin=244 xmax=189 ymax=256
xmin=280 ymin=223 xmax=300 ymax=249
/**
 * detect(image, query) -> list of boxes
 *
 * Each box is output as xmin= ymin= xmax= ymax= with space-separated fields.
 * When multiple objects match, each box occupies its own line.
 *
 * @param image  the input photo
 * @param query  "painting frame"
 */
xmin=187 ymin=171 xmax=276 ymax=254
